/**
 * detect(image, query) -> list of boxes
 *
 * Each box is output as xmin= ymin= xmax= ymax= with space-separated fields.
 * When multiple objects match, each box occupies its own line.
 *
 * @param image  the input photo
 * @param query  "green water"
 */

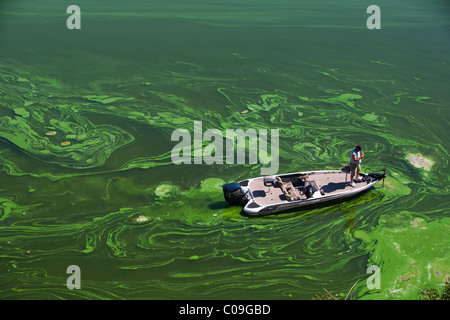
xmin=0 ymin=0 xmax=449 ymax=300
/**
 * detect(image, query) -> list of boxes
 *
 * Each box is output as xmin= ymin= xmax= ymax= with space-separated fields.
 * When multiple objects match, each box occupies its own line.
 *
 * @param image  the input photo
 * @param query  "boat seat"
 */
xmin=281 ymin=181 xmax=301 ymax=201
xmin=341 ymin=166 xmax=351 ymax=174
xmin=264 ymin=176 xmax=276 ymax=186
xmin=341 ymin=166 xmax=350 ymax=182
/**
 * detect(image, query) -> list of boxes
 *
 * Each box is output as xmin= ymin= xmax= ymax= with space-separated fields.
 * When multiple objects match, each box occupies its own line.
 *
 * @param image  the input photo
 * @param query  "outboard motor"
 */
xmin=223 ymin=183 xmax=248 ymax=205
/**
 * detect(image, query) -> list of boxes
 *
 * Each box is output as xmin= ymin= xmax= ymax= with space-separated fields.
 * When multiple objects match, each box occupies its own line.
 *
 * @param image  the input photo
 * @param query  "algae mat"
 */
xmin=0 ymin=0 xmax=449 ymax=299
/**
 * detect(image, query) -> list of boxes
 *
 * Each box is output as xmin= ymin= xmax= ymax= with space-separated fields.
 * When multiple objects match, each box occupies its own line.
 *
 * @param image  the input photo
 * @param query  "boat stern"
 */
xmin=223 ymin=182 xmax=249 ymax=206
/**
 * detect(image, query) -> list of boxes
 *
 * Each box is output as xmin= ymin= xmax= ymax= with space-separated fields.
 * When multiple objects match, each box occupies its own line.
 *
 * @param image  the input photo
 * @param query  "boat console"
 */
xmin=274 ymin=175 xmax=322 ymax=201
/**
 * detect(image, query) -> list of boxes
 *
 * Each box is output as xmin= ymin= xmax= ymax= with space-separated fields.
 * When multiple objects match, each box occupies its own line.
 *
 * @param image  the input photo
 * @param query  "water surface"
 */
xmin=0 ymin=0 xmax=449 ymax=299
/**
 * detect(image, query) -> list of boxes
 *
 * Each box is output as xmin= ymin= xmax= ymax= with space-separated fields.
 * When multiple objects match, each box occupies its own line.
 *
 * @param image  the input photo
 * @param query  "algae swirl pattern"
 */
xmin=0 ymin=0 xmax=449 ymax=300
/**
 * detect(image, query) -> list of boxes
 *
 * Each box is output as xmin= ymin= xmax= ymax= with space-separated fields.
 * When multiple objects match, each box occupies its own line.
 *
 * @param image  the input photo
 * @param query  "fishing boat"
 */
xmin=223 ymin=167 xmax=386 ymax=216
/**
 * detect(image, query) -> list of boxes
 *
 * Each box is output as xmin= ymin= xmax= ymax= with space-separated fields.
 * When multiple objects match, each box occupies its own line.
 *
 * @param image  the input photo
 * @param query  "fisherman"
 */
xmin=349 ymin=144 xmax=364 ymax=187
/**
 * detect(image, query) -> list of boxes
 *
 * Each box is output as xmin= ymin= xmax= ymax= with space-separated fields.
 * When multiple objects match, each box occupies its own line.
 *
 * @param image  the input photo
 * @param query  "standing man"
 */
xmin=349 ymin=145 xmax=364 ymax=187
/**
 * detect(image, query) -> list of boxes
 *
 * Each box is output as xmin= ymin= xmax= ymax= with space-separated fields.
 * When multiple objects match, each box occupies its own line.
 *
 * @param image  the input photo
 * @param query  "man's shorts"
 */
xmin=350 ymin=162 xmax=361 ymax=176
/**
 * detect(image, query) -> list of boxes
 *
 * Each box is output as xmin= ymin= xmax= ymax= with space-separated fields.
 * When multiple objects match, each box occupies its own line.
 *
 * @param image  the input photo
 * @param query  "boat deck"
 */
xmin=247 ymin=171 xmax=366 ymax=207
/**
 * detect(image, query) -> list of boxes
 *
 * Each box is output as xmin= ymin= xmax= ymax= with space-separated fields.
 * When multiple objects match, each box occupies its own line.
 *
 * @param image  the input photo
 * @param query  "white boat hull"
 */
xmin=225 ymin=169 xmax=385 ymax=216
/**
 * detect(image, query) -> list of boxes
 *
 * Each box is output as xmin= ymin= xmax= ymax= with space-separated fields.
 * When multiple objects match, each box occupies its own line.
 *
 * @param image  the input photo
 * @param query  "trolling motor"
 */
xmin=365 ymin=167 xmax=387 ymax=187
